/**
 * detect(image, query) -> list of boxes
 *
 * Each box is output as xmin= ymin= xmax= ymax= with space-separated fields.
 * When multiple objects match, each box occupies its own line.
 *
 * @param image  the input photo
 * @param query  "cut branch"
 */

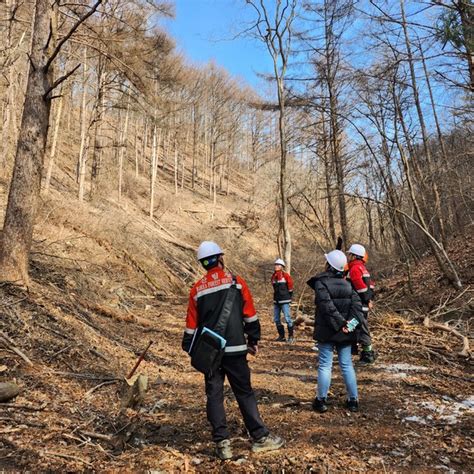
xmin=423 ymin=316 xmax=470 ymax=358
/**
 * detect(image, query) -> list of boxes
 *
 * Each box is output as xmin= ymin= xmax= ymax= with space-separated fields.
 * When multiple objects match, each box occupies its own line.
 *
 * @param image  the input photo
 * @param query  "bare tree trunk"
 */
xmin=400 ymin=0 xmax=447 ymax=247
xmin=181 ymin=130 xmax=189 ymax=189
xmin=174 ymin=138 xmax=179 ymax=196
xmin=0 ymin=0 xmax=21 ymax=173
xmin=118 ymin=95 xmax=130 ymax=201
xmin=419 ymin=40 xmax=457 ymax=231
xmin=246 ymin=0 xmax=296 ymax=271
xmin=149 ymin=125 xmax=161 ymax=219
xmin=324 ymin=3 xmax=348 ymax=247
xmin=90 ymin=74 xmax=105 ymax=197
xmin=78 ymin=47 xmax=88 ymax=202
xmin=192 ymin=103 xmax=198 ymax=189
xmin=209 ymin=138 xmax=214 ymax=199
xmin=393 ymin=87 xmax=462 ymax=289
xmin=66 ymin=82 xmax=73 ymax=132
xmin=141 ymin=117 xmax=148 ymax=174
xmin=320 ymin=105 xmax=336 ymax=244
xmin=44 ymin=89 xmax=64 ymax=192
xmin=134 ymin=116 xmax=139 ymax=178
xmin=277 ymin=86 xmax=292 ymax=270
xmin=0 ymin=0 xmax=53 ymax=285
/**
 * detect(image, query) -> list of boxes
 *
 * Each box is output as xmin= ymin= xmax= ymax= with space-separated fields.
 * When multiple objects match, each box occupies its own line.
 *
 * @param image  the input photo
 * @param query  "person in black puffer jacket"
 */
xmin=307 ymin=250 xmax=363 ymax=413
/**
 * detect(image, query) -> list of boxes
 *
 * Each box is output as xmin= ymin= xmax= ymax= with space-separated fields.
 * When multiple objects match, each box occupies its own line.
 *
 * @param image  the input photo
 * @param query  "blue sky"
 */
xmin=161 ymin=0 xmax=274 ymax=90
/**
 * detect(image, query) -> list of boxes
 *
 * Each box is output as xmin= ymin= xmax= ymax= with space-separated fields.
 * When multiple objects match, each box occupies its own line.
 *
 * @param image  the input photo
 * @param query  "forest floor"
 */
xmin=0 ymin=169 xmax=473 ymax=472
xmin=0 ymin=273 xmax=472 ymax=472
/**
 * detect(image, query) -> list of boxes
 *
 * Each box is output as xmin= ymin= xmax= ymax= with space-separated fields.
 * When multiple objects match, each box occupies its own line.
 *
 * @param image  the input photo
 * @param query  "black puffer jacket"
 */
xmin=307 ymin=271 xmax=363 ymax=344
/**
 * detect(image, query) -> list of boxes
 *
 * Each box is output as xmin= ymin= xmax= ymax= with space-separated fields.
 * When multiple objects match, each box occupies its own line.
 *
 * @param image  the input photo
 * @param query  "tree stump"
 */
xmin=120 ymin=374 xmax=148 ymax=410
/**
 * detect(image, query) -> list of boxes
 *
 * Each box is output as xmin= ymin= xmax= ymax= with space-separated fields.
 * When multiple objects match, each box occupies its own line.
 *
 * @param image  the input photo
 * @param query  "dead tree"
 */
xmin=246 ymin=0 xmax=297 ymax=271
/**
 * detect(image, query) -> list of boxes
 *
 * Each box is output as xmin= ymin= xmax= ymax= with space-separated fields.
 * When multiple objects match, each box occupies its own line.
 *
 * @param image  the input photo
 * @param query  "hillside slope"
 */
xmin=0 ymin=167 xmax=473 ymax=472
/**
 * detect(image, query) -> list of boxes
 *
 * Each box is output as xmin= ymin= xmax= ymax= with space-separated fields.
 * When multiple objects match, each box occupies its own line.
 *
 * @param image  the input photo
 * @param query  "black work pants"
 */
xmin=358 ymin=310 xmax=372 ymax=347
xmin=205 ymin=354 xmax=268 ymax=442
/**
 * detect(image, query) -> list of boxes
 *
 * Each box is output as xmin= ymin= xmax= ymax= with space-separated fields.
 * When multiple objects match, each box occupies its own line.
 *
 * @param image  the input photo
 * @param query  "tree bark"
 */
xmin=0 ymin=0 xmax=53 ymax=285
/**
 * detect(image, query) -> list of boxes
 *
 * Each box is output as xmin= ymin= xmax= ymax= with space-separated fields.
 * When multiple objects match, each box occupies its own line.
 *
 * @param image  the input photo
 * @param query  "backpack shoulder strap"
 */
xmin=213 ymin=275 xmax=238 ymax=336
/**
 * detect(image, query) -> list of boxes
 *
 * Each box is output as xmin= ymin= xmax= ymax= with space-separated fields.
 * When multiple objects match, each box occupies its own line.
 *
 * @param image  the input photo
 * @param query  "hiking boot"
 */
xmin=215 ymin=439 xmax=233 ymax=460
xmin=251 ymin=433 xmax=285 ymax=453
xmin=287 ymin=326 xmax=295 ymax=344
xmin=312 ymin=397 xmax=328 ymax=413
xmin=359 ymin=350 xmax=376 ymax=365
xmin=275 ymin=325 xmax=285 ymax=342
xmin=345 ymin=398 xmax=359 ymax=412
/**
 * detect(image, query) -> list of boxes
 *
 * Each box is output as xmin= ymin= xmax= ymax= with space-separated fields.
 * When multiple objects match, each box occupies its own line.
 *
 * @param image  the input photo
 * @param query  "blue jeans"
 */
xmin=316 ymin=342 xmax=358 ymax=400
xmin=273 ymin=303 xmax=293 ymax=327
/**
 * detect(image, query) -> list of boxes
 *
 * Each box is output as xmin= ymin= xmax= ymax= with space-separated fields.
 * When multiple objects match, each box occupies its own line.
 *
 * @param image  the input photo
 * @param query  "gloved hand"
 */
xmin=248 ymin=343 xmax=259 ymax=356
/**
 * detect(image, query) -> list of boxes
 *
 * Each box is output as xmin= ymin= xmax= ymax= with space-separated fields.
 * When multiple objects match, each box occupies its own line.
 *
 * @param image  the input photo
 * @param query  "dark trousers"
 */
xmin=205 ymin=354 xmax=269 ymax=442
xmin=358 ymin=310 xmax=371 ymax=346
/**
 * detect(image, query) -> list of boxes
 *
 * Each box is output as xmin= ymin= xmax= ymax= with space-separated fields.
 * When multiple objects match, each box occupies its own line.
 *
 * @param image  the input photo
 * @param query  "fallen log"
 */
xmin=423 ymin=316 xmax=471 ymax=358
xmin=294 ymin=314 xmax=314 ymax=327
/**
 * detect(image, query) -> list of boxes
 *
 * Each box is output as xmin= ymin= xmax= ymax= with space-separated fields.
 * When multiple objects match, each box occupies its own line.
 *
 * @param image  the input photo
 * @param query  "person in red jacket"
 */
xmin=182 ymin=241 xmax=284 ymax=460
xmin=271 ymin=258 xmax=295 ymax=343
xmin=346 ymin=244 xmax=377 ymax=365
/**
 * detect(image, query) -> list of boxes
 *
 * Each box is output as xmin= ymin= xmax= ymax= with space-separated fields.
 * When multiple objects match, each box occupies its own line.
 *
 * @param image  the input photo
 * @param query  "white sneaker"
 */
xmin=311 ymin=344 xmax=319 ymax=352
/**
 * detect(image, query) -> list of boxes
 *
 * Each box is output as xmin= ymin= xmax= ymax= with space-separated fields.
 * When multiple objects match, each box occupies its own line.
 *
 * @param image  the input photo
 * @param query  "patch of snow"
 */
xmin=403 ymin=415 xmax=429 ymax=425
xmin=416 ymin=398 xmax=474 ymax=424
xmin=389 ymin=372 xmax=408 ymax=379
xmin=462 ymin=396 xmax=474 ymax=409
xmin=380 ymin=363 xmax=429 ymax=373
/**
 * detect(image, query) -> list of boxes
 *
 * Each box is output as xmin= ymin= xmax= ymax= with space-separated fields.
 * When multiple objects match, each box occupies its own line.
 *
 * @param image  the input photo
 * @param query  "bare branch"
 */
xmin=45 ymin=0 xmax=102 ymax=72
xmin=44 ymin=63 xmax=81 ymax=100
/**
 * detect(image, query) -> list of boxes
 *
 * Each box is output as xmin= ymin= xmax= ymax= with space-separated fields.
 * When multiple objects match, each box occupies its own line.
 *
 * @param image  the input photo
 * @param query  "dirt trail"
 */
xmin=1 ymin=282 xmax=472 ymax=472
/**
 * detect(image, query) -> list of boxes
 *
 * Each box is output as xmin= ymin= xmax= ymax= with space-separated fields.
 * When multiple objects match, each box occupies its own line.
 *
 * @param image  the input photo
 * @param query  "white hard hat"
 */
xmin=274 ymin=258 xmax=285 ymax=266
xmin=348 ymin=243 xmax=366 ymax=258
xmin=197 ymin=241 xmax=223 ymax=261
xmin=325 ymin=250 xmax=347 ymax=272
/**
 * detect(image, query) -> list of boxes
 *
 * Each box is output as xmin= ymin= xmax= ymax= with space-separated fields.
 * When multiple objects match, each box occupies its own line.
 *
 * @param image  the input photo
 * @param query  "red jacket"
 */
xmin=182 ymin=267 xmax=260 ymax=355
xmin=271 ymin=270 xmax=294 ymax=304
xmin=347 ymin=259 xmax=375 ymax=312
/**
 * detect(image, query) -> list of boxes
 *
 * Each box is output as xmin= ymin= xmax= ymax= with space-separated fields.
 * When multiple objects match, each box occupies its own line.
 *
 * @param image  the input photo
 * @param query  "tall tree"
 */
xmin=0 ymin=0 xmax=102 ymax=286
xmin=246 ymin=0 xmax=297 ymax=271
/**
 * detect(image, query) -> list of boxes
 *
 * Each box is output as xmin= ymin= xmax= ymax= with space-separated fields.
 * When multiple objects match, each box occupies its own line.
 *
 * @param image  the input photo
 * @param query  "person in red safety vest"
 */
xmin=182 ymin=241 xmax=284 ymax=460
xmin=271 ymin=258 xmax=295 ymax=343
xmin=346 ymin=244 xmax=377 ymax=365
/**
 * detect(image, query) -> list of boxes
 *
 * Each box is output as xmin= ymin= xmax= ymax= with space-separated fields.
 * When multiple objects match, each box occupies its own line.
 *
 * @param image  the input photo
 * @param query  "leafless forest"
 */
xmin=0 ymin=0 xmax=472 ymax=471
